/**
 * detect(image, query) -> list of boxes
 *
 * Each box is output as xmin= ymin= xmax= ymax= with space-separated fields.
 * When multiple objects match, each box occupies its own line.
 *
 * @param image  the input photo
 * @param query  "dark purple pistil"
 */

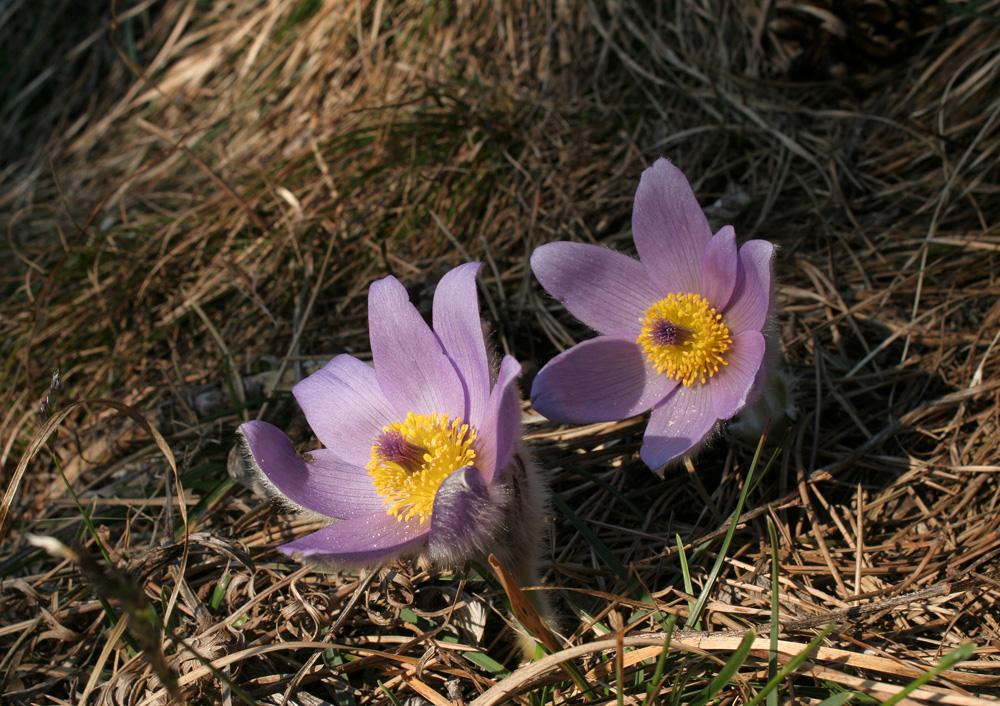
xmin=375 ymin=430 xmax=427 ymax=473
xmin=652 ymin=319 xmax=689 ymax=347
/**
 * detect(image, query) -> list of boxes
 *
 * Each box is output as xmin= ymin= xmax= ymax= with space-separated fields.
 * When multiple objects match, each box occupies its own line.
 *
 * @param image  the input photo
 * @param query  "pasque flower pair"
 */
xmin=236 ymin=159 xmax=774 ymax=570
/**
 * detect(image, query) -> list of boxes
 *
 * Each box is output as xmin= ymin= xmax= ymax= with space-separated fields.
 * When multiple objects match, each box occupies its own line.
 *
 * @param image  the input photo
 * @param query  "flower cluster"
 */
xmin=236 ymin=158 xmax=775 ymax=570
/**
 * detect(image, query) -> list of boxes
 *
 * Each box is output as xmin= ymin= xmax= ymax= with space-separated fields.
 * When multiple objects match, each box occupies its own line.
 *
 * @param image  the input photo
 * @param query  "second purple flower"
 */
xmin=530 ymin=159 xmax=775 ymax=472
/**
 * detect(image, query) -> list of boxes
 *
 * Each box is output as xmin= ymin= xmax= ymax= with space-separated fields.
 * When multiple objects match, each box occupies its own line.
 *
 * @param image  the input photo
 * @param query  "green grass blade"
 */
xmin=689 ymin=629 xmax=757 ymax=706
xmin=561 ymin=597 xmax=611 ymax=636
xmin=767 ymin=518 xmax=780 ymax=706
xmin=745 ymin=623 xmax=838 ymax=706
xmin=675 ymin=533 xmax=698 ymax=629
xmin=685 ymin=433 xmax=771 ymax=629
xmin=209 ymin=569 xmax=231 ymax=613
xmin=676 ymin=533 xmax=694 ymax=598
xmin=52 ymin=451 xmax=111 ymax=564
xmin=642 ymin=613 xmax=677 ymax=706
xmin=175 ymin=476 xmax=237 ymax=539
xmin=461 ymin=650 xmax=512 ymax=678
xmin=50 ymin=452 xmax=143 ymax=651
xmin=879 ymin=642 xmax=976 ymax=706
xmin=438 ymin=634 xmax=511 ymax=677
xmin=616 ymin=637 xmax=625 ymax=706
xmin=378 ymin=681 xmax=403 ymax=706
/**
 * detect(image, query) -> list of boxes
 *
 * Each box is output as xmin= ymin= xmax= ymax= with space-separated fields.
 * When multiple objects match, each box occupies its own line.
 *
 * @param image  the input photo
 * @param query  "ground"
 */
xmin=1 ymin=1 xmax=999 ymax=704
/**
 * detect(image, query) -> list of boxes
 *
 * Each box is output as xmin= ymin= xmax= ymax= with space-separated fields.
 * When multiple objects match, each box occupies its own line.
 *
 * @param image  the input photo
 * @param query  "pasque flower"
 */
xmin=235 ymin=263 xmax=545 ymax=572
xmin=530 ymin=159 xmax=774 ymax=472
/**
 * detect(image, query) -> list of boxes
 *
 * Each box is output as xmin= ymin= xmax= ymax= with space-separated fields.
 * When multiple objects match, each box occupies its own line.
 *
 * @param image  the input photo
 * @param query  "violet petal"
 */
xmin=433 ymin=262 xmax=491 ymax=430
xmin=701 ymin=226 xmax=738 ymax=311
xmin=640 ymin=385 xmax=717 ymax=471
xmin=531 ymin=242 xmax=660 ymax=336
xmin=279 ymin=512 xmax=428 ymax=568
xmin=632 ymin=159 xmax=713 ymax=296
xmin=425 ymin=466 xmax=501 ymax=565
xmin=723 ymin=240 xmax=774 ymax=334
xmin=238 ymin=421 xmax=384 ymax=519
xmin=709 ymin=330 xmax=766 ymax=420
xmin=369 ymin=275 xmax=466 ymax=420
xmin=477 ymin=355 xmax=522 ymax=483
xmin=292 ymin=354 xmax=397 ymax=467
xmin=530 ymin=335 xmax=678 ymax=424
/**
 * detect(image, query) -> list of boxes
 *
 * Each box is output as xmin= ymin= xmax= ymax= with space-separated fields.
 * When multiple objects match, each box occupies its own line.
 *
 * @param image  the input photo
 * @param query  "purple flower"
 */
xmin=530 ymin=159 xmax=774 ymax=472
xmin=236 ymin=263 xmax=544 ymax=570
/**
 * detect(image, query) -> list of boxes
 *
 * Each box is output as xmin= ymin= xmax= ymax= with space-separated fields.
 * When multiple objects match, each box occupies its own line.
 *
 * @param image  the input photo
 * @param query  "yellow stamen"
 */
xmin=637 ymin=293 xmax=732 ymax=386
xmin=367 ymin=412 xmax=477 ymax=524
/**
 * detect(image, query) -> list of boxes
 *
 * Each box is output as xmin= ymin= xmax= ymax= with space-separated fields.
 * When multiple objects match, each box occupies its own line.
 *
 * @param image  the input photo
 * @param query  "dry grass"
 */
xmin=2 ymin=0 xmax=999 ymax=704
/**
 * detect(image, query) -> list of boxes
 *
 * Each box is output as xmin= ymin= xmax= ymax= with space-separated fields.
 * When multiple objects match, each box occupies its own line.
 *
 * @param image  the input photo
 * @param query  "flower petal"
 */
xmin=477 ymin=354 xmax=522 ymax=483
xmin=632 ymin=159 xmax=713 ymax=296
xmin=279 ymin=513 xmax=428 ymax=568
xmin=369 ymin=275 xmax=466 ymax=420
xmin=292 ymin=354 xmax=397 ymax=467
xmin=701 ymin=226 xmax=737 ymax=311
xmin=723 ymin=240 xmax=774 ymax=333
xmin=237 ymin=421 xmax=383 ymax=519
xmin=433 ymin=262 xmax=491 ymax=430
xmin=709 ymin=330 xmax=766 ymax=419
xmin=640 ymin=385 xmax=717 ymax=472
xmin=425 ymin=466 xmax=504 ymax=566
xmin=531 ymin=242 xmax=660 ymax=336
xmin=530 ymin=335 xmax=678 ymax=424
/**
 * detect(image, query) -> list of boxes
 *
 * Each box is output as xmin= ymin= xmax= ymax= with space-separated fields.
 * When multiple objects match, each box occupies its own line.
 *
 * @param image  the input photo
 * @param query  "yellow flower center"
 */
xmin=636 ymin=293 xmax=732 ymax=386
xmin=366 ymin=412 xmax=477 ymax=524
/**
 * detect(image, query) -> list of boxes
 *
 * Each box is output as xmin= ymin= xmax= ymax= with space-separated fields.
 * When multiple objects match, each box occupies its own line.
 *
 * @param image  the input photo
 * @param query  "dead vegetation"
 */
xmin=1 ymin=0 xmax=999 ymax=704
